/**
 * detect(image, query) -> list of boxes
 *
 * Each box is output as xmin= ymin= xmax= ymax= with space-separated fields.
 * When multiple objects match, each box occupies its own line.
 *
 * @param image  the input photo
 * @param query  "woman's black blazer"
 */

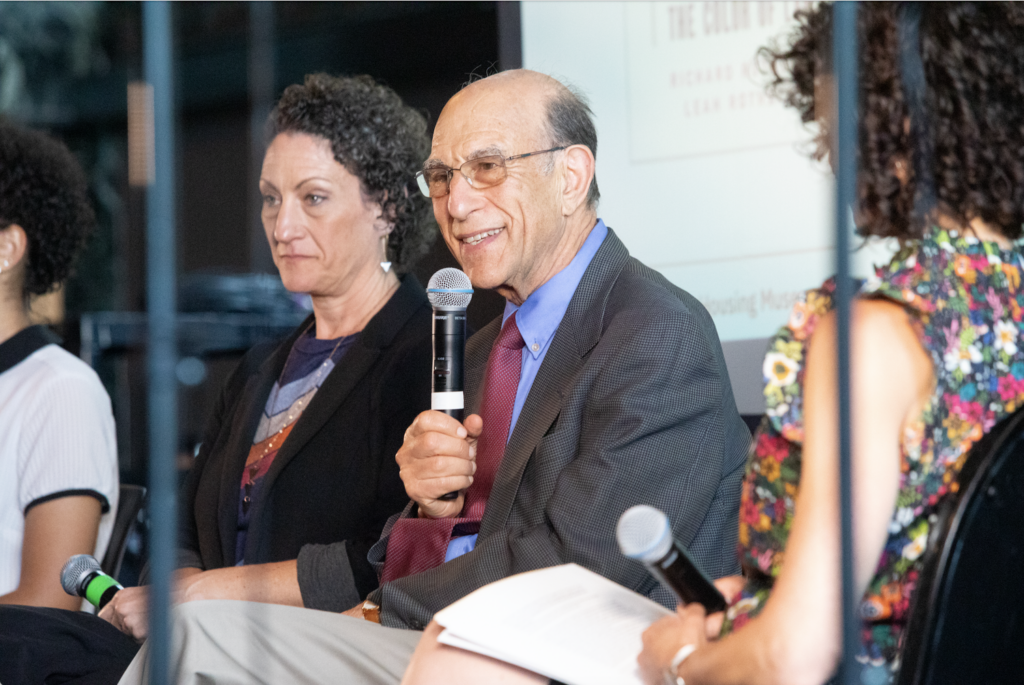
xmin=178 ymin=274 xmax=431 ymax=607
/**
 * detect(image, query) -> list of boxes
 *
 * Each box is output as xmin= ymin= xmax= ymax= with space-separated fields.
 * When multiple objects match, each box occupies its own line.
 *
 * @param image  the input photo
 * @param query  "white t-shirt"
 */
xmin=0 ymin=329 xmax=118 ymax=596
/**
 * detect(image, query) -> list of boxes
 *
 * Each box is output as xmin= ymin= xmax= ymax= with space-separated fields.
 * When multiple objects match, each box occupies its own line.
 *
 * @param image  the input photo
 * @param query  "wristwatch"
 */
xmin=664 ymin=644 xmax=697 ymax=685
xmin=361 ymin=599 xmax=381 ymax=623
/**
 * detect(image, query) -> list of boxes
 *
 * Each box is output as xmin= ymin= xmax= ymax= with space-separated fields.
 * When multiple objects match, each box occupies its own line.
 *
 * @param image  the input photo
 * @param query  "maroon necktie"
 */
xmin=381 ymin=313 xmax=525 ymax=583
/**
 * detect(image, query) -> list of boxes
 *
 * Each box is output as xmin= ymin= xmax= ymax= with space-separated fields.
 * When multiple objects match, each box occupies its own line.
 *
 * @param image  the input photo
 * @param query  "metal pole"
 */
xmin=833 ymin=3 xmax=860 ymax=684
xmin=143 ymin=3 xmax=178 ymax=685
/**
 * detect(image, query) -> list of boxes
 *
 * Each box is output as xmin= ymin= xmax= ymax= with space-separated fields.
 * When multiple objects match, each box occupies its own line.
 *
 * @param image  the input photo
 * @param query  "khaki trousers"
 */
xmin=118 ymin=600 xmax=421 ymax=685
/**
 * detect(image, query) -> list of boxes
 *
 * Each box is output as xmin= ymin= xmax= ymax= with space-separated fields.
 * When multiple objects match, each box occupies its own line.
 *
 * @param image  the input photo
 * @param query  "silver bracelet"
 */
xmin=663 ymin=644 xmax=697 ymax=685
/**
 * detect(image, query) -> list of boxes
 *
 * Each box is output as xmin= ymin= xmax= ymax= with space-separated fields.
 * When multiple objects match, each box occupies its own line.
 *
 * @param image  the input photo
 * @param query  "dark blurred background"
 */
xmin=1 ymin=0 xmax=517 ymax=470
xmin=0 ymin=1 xmax=519 ymax=578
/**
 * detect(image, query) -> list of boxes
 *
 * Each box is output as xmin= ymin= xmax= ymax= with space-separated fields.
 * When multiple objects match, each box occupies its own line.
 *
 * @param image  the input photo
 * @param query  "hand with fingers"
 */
xmin=97 ymin=585 xmax=151 ymax=642
xmin=396 ymin=411 xmax=483 ymax=519
xmin=97 ymin=568 xmax=204 ymax=642
xmin=638 ymin=575 xmax=746 ymax=684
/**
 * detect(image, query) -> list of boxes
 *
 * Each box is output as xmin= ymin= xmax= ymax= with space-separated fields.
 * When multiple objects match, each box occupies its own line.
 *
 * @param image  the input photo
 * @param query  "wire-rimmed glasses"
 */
xmin=415 ymin=146 xmax=566 ymax=198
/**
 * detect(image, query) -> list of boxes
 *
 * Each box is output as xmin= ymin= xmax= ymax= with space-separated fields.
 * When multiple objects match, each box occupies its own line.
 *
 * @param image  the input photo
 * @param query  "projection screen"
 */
xmin=521 ymin=1 xmax=894 ymax=412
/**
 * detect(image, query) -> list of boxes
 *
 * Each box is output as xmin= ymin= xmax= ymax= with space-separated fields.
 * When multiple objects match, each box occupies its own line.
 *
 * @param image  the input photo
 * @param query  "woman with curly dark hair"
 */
xmin=397 ymin=3 xmax=1024 ymax=685
xmin=634 ymin=3 xmax=1024 ymax=684
xmin=0 ymin=74 xmax=437 ymax=684
xmin=97 ymin=73 xmax=437 ymax=639
xmin=0 ymin=119 xmax=118 ymax=611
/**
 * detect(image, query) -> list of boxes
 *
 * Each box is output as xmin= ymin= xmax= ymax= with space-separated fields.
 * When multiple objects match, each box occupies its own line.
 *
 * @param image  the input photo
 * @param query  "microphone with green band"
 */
xmin=61 ymin=553 xmax=123 ymax=610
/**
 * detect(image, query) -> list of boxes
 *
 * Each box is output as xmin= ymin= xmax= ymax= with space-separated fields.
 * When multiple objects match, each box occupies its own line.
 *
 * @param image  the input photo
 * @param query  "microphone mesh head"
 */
xmin=61 ymin=553 xmax=101 ymax=596
xmin=616 ymin=505 xmax=673 ymax=563
xmin=427 ymin=268 xmax=473 ymax=309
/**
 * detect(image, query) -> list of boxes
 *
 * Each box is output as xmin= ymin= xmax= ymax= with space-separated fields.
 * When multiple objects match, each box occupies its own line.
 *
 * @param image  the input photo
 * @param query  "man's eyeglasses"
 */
xmin=415 ymin=147 xmax=566 ymax=198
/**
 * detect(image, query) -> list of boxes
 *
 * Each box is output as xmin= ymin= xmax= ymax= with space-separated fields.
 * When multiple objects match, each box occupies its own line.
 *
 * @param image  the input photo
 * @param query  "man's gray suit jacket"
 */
xmin=368 ymin=228 xmax=750 ymax=629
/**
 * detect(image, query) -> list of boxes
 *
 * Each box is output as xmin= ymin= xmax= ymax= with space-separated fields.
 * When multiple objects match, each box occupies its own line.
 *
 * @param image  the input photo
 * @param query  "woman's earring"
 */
xmin=380 ymin=234 xmax=392 ymax=273
xmin=0 ymin=260 xmax=7 ymax=275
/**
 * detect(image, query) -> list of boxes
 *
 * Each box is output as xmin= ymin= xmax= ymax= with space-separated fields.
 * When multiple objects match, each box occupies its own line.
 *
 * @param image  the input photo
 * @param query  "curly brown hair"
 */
xmin=762 ymin=2 xmax=1024 ymax=240
xmin=0 ymin=118 xmax=95 ymax=297
xmin=267 ymin=73 xmax=435 ymax=271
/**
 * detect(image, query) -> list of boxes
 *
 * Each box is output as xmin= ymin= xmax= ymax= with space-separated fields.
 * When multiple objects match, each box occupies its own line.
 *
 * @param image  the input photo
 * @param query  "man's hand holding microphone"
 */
xmin=396 ymin=411 xmax=482 ymax=519
xmin=403 ymin=267 xmax=479 ymax=519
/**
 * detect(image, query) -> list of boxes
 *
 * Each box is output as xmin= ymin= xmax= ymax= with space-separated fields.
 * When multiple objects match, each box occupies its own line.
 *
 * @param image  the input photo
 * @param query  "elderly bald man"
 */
xmin=120 ymin=70 xmax=749 ymax=685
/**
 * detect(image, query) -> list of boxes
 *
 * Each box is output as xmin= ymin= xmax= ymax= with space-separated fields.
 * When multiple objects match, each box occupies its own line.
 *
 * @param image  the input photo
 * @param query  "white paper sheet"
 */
xmin=434 ymin=564 xmax=673 ymax=685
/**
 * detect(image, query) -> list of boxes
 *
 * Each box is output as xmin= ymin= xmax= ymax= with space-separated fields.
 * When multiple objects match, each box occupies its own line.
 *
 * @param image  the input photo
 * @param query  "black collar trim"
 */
xmin=0 ymin=325 xmax=61 ymax=375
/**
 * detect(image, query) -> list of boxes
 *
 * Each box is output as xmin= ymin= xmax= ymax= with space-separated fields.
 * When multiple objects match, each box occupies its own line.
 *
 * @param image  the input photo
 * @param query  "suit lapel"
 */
xmin=479 ymin=230 xmax=630 ymax=536
xmin=465 ymin=318 xmax=500 ymax=415
xmin=478 ymin=329 xmax=579 ymax=536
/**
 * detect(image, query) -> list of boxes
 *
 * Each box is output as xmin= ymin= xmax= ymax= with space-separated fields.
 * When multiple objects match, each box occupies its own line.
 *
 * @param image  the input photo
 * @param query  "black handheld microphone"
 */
xmin=617 ymin=505 xmax=727 ymax=613
xmin=61 ymin=554 xmax=123 ymax=610
xmin=426 ymin=268 xmax=474 ymax=502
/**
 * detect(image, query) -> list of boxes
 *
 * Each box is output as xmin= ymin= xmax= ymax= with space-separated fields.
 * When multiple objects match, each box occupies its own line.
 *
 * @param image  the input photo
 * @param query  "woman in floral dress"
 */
xmin=638 ymin=3 xmax=1024 ymax=684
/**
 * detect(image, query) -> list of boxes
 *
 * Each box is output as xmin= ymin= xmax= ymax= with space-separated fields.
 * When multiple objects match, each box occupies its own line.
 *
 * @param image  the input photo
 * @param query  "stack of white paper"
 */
xmin=435 ymin=564 xmax=672 ymax=685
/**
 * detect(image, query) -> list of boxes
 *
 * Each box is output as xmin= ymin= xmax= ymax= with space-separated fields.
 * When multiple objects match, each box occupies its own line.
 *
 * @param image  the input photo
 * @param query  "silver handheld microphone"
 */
xmin=426 ymin=268 xmax=473 ymax=501
xmin=617 ymin=505 xmax=727 ymax=612
xmin=60 ymin=553 xmax=123 ymax=610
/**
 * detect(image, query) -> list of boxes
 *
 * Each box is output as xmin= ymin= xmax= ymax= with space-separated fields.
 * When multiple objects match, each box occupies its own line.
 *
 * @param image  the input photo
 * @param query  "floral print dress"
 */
xmin=721 ymin=228 xmax=1024 ymax=680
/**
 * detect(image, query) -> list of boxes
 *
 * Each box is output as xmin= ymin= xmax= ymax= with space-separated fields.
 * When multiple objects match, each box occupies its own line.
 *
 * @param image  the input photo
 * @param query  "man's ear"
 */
xmin=0 ymin=223 xmax=28 ymax=271
xmin=560 ymin=144 xmax=595 ymax=217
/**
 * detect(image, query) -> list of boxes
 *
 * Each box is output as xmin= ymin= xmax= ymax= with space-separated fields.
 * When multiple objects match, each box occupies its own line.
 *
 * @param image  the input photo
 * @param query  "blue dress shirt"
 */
xmin=444 ymin=219 xmax=609 ymax=561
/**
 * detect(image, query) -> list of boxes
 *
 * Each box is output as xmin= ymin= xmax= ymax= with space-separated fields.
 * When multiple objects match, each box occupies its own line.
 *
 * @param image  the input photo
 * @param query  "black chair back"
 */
xmin=101 ymin=484 xmax=147 ymax=580
xmin=897 ymin=407 xmax=1024 ymax=684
